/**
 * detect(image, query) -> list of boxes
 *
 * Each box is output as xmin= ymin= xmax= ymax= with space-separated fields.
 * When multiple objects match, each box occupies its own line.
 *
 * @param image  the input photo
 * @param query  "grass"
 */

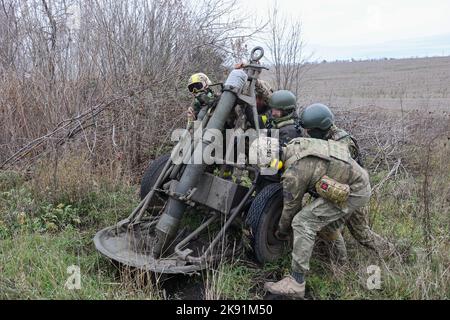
xmin=201 ymin=139 xmax=450 ymax=300
xmin=0 ymin=138 xmax=449 ymax=300
xmin=0 ymin=228 xmax=162 ymax=299
xmin=0 ymin=159 xmax=162 ymax=299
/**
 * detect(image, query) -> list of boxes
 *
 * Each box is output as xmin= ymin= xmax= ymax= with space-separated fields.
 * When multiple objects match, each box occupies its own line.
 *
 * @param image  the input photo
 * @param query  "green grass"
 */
xmin=204 ymin=263 xmax=258 ymax=300
xmin=0 ymin=142 xmax=449 ymax=299
xmin=201 ymin=165 xmax=449 ymax=300
xmin=0 ymin=228 xmax=162 ymax=299
xmin=0 ymin=169 xmax=161 ymax=299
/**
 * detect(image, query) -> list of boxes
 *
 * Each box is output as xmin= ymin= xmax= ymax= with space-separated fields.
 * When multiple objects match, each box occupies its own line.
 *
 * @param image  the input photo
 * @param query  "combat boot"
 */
xmin=264 ymin=276 xmax=305 ymax=299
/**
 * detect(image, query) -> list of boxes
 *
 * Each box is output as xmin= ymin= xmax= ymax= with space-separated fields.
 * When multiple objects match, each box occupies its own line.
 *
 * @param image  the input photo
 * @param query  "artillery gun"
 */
xmin=94 ymin=47 xmax=287 ymax=274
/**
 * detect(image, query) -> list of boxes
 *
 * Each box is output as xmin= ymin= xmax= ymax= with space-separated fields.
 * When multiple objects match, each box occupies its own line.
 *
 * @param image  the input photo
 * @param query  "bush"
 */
xmin=0 ymin=170 xmax=24 ymax=192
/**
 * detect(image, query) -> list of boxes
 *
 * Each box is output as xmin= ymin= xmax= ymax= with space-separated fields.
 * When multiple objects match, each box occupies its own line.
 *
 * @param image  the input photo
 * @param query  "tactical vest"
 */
xmin=284 ymin=138 xmax=354 ymax=185
xmin=327 ymin=125 xmax=364 ymax=166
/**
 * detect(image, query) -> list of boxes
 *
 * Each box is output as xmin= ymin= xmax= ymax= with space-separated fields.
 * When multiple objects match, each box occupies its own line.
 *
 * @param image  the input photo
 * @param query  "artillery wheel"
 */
xmin=140 ymin=153 xmax=171 ymax=204
xmin=245 ymin=183 xmax=287 ymax=264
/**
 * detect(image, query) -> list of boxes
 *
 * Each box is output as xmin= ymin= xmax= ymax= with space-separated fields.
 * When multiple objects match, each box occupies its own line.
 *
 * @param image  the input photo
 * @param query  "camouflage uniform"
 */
xmin=190 ymin=89 xmax=219 ymax=119
xmin=325 ymin=125 xmax=391 ymax=255
xmin=325 ymin=125 xmax=363 ymax=166
xmin=255 ymin=79 xmax=273 ymax=113
xmin=279 ymin=138 xmax=371 ymax=273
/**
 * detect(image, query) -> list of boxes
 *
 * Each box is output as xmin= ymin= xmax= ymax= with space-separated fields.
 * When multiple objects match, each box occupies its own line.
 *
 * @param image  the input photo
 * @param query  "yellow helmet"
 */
xmin=188 ymin=73 xmax=212 ymax=94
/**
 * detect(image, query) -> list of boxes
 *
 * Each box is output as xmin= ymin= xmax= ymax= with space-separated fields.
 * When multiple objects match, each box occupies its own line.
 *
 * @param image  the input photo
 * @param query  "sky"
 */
xmin=241 ymin=0 xmax=450 ymax=61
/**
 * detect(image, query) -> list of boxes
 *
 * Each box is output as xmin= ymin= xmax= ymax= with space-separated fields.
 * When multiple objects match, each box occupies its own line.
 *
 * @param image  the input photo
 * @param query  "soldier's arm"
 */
xmin=348 ymin=143 xmax=359 ymax=160
xmin=347 ymin=136 xmax=364 ymax=167
xmin=278 ymin=158 xmax=315 ymax=233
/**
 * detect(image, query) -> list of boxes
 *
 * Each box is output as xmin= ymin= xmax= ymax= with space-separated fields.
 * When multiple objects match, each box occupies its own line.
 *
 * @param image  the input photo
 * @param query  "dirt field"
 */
xmin=295 ymin=56 xmax=450 ymax=112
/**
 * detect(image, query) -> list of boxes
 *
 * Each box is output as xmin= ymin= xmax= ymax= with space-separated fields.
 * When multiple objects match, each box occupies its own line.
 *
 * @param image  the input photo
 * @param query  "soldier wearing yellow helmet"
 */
xmin=187 ymin=73 xmax=219 ymax=124
xmin=186 ymin=71 xmax=274 ymax=129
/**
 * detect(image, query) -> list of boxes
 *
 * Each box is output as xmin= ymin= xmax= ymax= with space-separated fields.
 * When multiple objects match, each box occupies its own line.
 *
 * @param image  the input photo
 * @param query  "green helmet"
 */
xmin=299 ymin=103 xmax=334 ymax=130
xmin=268 ymin=90 xmax=296 ymax=111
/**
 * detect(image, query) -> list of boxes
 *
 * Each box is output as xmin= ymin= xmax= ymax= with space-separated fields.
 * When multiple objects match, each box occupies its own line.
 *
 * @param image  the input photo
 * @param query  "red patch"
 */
xmin=320 ymin=182 xmax=329 ymax=191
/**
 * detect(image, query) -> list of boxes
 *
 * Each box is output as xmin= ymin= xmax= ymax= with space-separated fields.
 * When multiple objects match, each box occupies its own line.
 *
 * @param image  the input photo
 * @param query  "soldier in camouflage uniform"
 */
xmin=298 ymin=103 xmax=393 ymax=257
xmin=263 ymin=137 xmax=371 ymax=298
xmin=254 ymin=90 xmax=305 ymax=190
xmin=254 ymin=79 xmax=273 ymax=115
xmin=187 ymin=73 xmax=219 ymax=124
xmin=186 ymin=73 xmax=273 ymax=126
xmin=233 ymin=62 xmax=273 ymax=116
xmin=266 ymin=90 xmax=304 ymax=145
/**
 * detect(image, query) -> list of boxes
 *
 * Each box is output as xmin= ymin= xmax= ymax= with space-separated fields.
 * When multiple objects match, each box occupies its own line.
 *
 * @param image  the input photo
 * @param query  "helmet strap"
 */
xmin=272 ymin=110 xmax=294 ymax=122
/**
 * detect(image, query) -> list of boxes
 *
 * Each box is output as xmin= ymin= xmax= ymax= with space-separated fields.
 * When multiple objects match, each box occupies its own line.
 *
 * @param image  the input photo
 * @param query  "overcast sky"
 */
xmin=242 ymin=0 xmax=450 ymax=60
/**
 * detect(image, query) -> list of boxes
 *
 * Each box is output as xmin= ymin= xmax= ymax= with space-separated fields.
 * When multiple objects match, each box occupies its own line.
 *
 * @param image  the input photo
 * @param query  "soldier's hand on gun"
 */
xmin=234 ymin=60 xmax=248 ymax=69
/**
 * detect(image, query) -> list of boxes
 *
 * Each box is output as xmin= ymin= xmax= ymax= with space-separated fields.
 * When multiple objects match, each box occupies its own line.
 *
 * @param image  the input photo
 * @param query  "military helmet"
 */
xmin=188 ymin=73 xmax=212 ymax=94
xmin=268 ymin=90 xmax=297 ymax=111
xmin=299 ymin=103 xmax=334 ymax=130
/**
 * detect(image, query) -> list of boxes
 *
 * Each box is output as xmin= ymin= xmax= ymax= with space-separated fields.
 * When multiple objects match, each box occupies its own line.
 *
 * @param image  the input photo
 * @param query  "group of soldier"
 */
xmin=185 ymin=71 xmax=393 ymax=299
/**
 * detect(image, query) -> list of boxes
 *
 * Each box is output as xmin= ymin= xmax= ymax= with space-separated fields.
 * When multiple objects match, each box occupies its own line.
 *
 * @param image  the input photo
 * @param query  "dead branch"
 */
xmin=372 ymin=159 xmax=402 ymax=193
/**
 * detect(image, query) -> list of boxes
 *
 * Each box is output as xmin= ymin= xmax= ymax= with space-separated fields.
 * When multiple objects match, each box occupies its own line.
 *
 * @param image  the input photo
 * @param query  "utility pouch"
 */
xmin=315 ymin=175 xmax=350 ymax=205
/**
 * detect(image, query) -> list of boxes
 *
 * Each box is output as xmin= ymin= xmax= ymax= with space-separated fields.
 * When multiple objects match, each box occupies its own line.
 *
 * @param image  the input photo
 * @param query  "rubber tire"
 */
xmin=245 ymin=183 xmax=286 ymax=264
xmin=140 ymin=153 xmax=171 ymax=203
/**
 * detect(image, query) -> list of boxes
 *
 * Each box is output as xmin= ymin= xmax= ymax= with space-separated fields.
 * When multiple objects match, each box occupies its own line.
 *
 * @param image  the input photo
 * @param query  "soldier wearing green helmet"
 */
xmin=266 ymin=90 xmax=304 ymax=145
xmin=298 ymin=103 xmax=363 ymax=165
xmin=297 ymin=103 xmax=394 ymax=257
xmin=261 ymin=136 xmax=372 ymax=298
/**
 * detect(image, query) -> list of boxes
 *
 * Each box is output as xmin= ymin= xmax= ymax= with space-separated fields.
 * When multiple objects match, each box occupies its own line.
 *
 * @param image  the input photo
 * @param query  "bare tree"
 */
xmin=266 ymin=1 xmax=308 ymax=96
xmin=0 ymin=0 xmax=263 ymax=173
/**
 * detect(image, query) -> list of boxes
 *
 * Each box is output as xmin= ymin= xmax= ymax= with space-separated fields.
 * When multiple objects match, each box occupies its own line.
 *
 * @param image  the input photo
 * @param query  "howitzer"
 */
xmin=94 ymin=47 xmax=288 ymax=274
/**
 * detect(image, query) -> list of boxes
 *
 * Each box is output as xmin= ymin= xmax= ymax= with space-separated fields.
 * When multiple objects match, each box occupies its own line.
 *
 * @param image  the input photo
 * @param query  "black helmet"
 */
xmin=299 ymin=103 xmax=334 ymax=130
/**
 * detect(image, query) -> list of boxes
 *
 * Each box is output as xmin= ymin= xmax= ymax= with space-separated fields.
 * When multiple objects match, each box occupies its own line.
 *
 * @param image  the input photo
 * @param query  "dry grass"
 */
xmin=293 ymin=56 xmax=450 ymax=112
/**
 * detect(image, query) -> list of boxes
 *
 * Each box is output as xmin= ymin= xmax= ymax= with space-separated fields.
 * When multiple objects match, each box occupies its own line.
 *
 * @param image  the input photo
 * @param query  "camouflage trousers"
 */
xmin=291 ymin=190 xmax=371 ymax=273
xmin=345 ymin=206 xmax=394 ymax=257
xmin=317 ymin=223 xmax=348 ymax=264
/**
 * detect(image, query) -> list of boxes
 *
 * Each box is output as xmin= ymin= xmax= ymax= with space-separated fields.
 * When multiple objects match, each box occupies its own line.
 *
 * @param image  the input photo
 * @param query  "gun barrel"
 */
xmin=153 ymin=70 xmax=248 ymax=257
